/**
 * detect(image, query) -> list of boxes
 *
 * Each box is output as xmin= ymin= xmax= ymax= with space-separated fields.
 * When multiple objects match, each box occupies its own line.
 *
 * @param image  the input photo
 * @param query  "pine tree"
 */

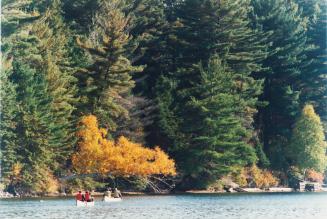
xmin=296 ymin=0 xmax=327 ymax=133
xmin=32 ymin=0 xmax=78 ymax=168
xmin=7 ymin=25 xmax=60 ymax=192
xmin=156 ymin=0 xmax=267 ymax=169
xmin=0 ymin=56 xmax=19 ymax=182
xmin=154 ymin=75 xmax=183 ymax=152
xmin=0 ymin=0 xmax=46 ymax=188
xmin=251 ymin=0 xmax=310 ymax=170
xmin=11 ymin=59 xmax=55 ymax=193
xmin=126 ymin=0 xmax=169 ymax=94
xmin=289 ymin=105 xmax=327 ymax=173
xmin=179 ymin=57 xmax=257 ymax=189
xmin=77 ymin=0 xmax=143 ymax=132
xmin=125 ymin=0 xmax=177 ymax=145
xmin=173 ymin=0 xmax=267 ymax=77
xmin=1 ymin=0 xmax=75 ymax=191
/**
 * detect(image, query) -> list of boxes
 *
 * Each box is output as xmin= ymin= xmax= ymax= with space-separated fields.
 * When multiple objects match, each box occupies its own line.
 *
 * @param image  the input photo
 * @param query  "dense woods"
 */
xmin=0 ymin=0 xmax=326 ymax=194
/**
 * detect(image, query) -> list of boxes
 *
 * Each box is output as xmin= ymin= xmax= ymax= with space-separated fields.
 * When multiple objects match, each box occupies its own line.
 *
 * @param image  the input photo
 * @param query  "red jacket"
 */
xmin=85 ymin=193 xmax=90 ymax=201
xmin=76 ymin=193 xmax=82 ymax=201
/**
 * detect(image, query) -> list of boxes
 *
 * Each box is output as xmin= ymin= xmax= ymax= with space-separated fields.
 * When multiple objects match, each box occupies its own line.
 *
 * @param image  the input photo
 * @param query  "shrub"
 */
xmin=246 ymin=165 xmax=279 ymax=189
xmin=305 ymin=169 xmax=324 ymax=183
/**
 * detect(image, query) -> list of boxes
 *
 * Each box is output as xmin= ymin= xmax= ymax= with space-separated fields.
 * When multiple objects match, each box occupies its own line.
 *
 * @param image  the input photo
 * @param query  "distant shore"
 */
xmin=2 ymin=187 xmax=327 ymax=199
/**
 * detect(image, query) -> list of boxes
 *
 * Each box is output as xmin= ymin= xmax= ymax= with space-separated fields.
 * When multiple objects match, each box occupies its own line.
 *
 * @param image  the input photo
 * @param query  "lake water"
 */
xmin=1 ymin=193 xmax=327 ymax=219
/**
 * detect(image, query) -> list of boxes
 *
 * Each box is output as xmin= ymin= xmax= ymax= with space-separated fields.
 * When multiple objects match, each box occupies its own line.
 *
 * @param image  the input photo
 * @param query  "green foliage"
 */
xmin=32 ymin=0 xmax=79 ymax=168
xmin=76 ymin=0 xmax=143 ymax=132
xmin=178 ymin=57 xmax=257 ymax=189
xmin=289 ymin=105 xmax=327 ymax=173
xmin=1 ymin=0 xmax=78 ymax=192
xmin=65 ymin=177 xmax=106 ymax=194
xmin=254 ymin=143 xmax=270 ymax=168
xmin=153 ymin=0 xmax=269 ymax=188
xmin=1 ymin=0 xmax=326 ymax=192
xmin=10 ymin=60 xmax=56 ymax=193
xmin=251 ymin=0 xmax=310 ymax=170
xmin=287 ymin=166 xmax=304 ymax=189
xmin=296 ymin=0 xmax=327 ymax=134
xmin=0 ymin=59 xmax=19 ymax=180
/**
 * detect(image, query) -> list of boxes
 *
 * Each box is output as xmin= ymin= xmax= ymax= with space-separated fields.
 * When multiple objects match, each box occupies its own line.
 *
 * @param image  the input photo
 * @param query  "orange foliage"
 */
xmin=248 ymin=165 xmax=279 ymax=189
xmin=306 ymin=169 xmax=324 ymax=183
xmin=72 ymin=115 xmax=176 ymax=176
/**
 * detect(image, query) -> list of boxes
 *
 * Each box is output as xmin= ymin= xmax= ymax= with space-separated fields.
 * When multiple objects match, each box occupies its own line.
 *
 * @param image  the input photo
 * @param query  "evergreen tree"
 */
xmin=1 ymin=0 xmax=325 ymax=192
xmin=1 ymin=0 xmax=47 ymax=189
xmin=289 ymin=104 xmax=327 ymax=173
xmin=125 ymin=0 xmax=177 ymax=145
xmin=0 ymin=56 xmax=19 ymax=182
xmin=13 ymin=61 xmax=54 ymax=191
xmin=126 ymin=0 xmax=169 ymax=94
xmin=32 ymin=0 xmax=79 ymax=168
xmin=154 ymin=75 xmax=182 ymax=152
xmin=173 ymin=0 xmax=267 ymax=77
xmin=77 ymin=0 xmax=143 ymax=132
xmin=179 ymin=57 xmax=256 ymax=189
xmin=251 ymin=0 xmax=310 ymax=170
xmin=181 ymin=0 xmax=266 ymax=130
xmin=157 ymin=0 xmax=267 ymax=171
xmin=1 ymin=0 xmax=75 ymax=191
xmin=296 ymin=0 xmax=327 ymax=133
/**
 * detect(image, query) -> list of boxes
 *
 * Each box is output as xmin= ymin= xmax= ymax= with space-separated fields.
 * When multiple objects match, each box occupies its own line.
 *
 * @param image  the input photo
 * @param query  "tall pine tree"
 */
xmin=32 ymin=0 xmax=79 ymax=170
xmin=76 ymin=0 xmax=143 ymax=133
xmin=251 ymin=0 xmax=310 ymax=170
xmin=179 ymin=57 xmax=257 ymax=189
xmin=156 ymin=0 xmax=267 ymax=177
xmin=0 ymin=56 xmax=19 ymax=183
xmin=295 ymin=0 xmax=327 ymax=133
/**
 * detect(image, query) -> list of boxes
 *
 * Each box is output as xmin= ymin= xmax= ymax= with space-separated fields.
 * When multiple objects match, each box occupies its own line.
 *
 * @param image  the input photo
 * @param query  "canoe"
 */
xmin=76 ymin=200 xmax=95 ymax=207
xmin=103 ymin=196 xmax=122 ymax=202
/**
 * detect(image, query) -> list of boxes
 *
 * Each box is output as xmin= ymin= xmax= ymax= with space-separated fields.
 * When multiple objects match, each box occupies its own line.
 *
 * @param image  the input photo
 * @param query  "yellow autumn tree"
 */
xmin=248 ymin=165 xmax=278 ymax=189
xmin=72 ymin=115 xmax=176 ymax=177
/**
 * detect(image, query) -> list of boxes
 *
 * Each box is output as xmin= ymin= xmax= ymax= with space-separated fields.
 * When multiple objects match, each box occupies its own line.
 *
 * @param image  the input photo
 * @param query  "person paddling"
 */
xmin=85 ymin=191 xmax=91 ymax=202
xmin=104 ymin=187 xmax=112 ymax=198
xmin=113 ymin=188 xmax=122 ymax=198
xmin=76 ymin=191 xmax=83 ymax=201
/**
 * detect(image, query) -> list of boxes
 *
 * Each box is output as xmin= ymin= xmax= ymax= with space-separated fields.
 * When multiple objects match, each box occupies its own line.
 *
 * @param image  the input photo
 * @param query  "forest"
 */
xmin=0 ymin=0 xmax=326 ymax=195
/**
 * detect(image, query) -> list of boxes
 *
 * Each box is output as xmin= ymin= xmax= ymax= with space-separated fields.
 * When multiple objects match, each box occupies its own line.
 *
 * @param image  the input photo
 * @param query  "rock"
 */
xmin=0 ymin=190 xmax=14 ymax=198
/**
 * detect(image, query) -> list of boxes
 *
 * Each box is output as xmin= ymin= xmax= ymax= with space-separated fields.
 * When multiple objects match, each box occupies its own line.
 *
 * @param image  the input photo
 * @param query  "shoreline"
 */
xmin=2 ymin=188 xmax=327 ymax=199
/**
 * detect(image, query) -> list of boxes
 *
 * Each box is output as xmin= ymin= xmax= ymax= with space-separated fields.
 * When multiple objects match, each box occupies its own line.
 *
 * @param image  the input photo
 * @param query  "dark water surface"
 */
xmin=1 ymin=192 xmax=327 ymax=219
